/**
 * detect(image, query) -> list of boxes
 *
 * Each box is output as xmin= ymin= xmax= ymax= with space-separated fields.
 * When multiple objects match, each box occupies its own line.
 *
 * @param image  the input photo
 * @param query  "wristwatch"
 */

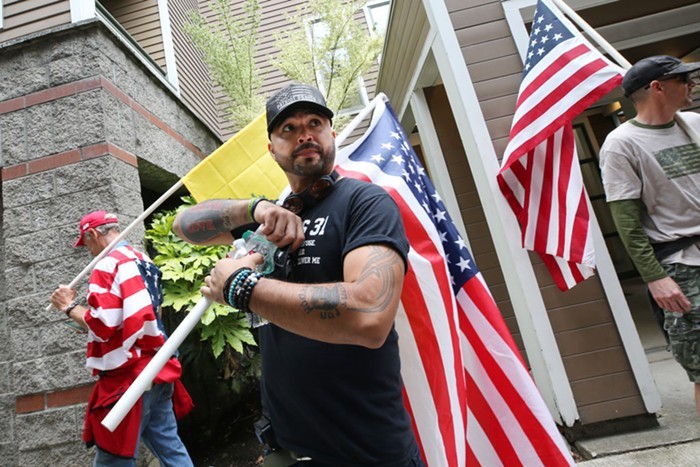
xmin=64 ymin=299 xmax=80 ymax=317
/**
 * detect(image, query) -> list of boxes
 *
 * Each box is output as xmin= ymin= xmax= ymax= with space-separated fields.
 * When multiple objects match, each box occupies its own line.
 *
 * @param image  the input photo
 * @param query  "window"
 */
xmin=364 ymin=0 xmax=390 ymax=37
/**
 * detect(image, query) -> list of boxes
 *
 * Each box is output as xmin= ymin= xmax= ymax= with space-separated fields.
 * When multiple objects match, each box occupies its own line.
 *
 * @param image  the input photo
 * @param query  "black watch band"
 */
xmin=64 ymin=300 xmax=80 ymax=317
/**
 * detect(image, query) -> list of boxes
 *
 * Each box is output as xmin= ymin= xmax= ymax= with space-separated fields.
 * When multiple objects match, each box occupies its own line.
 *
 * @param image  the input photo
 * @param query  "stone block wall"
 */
xmin=0 ymin=21 xmax=220 ymax=465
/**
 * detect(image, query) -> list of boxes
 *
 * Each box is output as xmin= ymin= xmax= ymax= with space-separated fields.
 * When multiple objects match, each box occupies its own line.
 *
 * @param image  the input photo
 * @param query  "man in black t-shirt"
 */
xmin=174 ymin=84 xmax=423 ymax=466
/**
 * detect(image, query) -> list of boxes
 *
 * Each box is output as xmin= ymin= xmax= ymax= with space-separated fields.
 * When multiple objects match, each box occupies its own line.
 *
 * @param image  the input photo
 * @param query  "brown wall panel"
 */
xmin=455 ymin=19 xmax=512 ymax=48
xmin=0 ymin=0 xmax=71 ymax=43
xmin=578 ymin=397 xmax=647 ymax=424
xmin=556 ymin=324 xmax=624 ymax=357
xmin=479 ymin=94 xmax=518 ymax=121
xmin=484 ymin=114 xmax=513 ymax=140
xmin=462 ymin=36 xmax=517 ymax=65
xmin=572 ymin=372 xmax=641 ymax=406
xmin=472 ymin=73 xmax=521 ymax=101
xmin=449 ymin=1 xmax=504 ymax=30
xmin=465 ymin=53 xmax=523 ymax=83
xmin=549 ymin=301 xmax=617 ymax=332
xmin=169 ymin=0 xmax=220 ymax=137
xmin=101 ymin=0 xmax=166 ymax=70
xmin=563 ymin=348 xmax=631 ymax=381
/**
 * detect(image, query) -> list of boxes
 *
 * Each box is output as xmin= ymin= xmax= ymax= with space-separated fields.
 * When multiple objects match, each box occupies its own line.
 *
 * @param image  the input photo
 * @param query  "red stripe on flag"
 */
xmin=460 ymin=280 xmax=571 ymax=465
xmin=515 ymin=43 xmax=590 ymax=108
xmin=339 ymin=166 xmax=464 ymax=466
xmin=555 ymin=128 xmax=574 ymax=258
xmin=465 ymin=371 xmax=522 ymax=466
xmin=533 ymin=138 xmax=555 ymax=254
xmin=570 ymin=190 xmax=589 ymax=261
xmin=503 ymin=74 xmax=621 ymax=169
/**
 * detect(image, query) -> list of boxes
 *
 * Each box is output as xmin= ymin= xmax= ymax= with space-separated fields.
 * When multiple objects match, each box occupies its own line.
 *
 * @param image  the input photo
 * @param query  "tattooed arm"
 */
xmin=173 ymin=199 xmax=305 ymax=250
xmin=202 ymin=244 xmax=405 ymax=348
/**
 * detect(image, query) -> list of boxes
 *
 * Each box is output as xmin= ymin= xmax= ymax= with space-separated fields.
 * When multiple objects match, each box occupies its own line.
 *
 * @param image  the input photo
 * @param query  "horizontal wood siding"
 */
xmin=170 ymin=0 xmax=221 ymax=137
xmin=100 ymin=0 xmax=167 ymax=70
xmin=447 ymin=0 xmax=645 ymax=424
xmin=0 ymin=0 xmax=71 ymax=43
xmin=377 ymin=0 xmax=429 ymax=110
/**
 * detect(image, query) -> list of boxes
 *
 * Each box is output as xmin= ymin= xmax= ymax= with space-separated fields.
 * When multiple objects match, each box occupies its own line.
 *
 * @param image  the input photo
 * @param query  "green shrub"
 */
xmin=145 ymin=197 xmax=259 ymax=378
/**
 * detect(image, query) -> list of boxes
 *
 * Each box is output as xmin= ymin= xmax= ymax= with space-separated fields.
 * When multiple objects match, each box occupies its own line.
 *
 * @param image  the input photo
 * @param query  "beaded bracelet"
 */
xmin=222 ymin=267 xmax=252 ymax=304
xmin=247 ymin=197 xmax=267 ymax=222
xmin=232 ymin=272 xmax=262 ymax=313
xmin=226 ymin=269 xmax=254 ymax=308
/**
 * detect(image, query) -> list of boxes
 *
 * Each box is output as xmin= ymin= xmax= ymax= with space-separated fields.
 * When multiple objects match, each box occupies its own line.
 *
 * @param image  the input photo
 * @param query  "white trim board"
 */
xmin=70 ymin=0 xmax=95 ymax=23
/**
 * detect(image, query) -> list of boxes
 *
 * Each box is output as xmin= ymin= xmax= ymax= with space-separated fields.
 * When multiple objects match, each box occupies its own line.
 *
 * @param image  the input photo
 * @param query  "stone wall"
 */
xmin=0 ymin=20 xmax=219 ymax=465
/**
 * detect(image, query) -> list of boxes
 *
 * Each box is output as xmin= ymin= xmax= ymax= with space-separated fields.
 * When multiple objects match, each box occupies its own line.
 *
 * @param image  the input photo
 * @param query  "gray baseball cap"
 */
xmin=266 ymin=84 xmax=334 ymax=135
xmin=622 ymin=55 xmax=700 ymax=97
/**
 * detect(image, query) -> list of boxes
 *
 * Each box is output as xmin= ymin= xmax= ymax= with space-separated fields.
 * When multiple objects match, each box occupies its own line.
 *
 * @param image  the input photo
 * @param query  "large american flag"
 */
xmin=336 ymin=98 xmax=573 ymax=466
xmin=497 ymin=0 xmax=623 ymax=290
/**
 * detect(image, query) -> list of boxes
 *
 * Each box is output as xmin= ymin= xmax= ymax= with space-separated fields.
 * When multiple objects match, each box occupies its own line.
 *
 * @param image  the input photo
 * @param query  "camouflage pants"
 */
xmin=662 ymin=263 xmax=700 ymax=382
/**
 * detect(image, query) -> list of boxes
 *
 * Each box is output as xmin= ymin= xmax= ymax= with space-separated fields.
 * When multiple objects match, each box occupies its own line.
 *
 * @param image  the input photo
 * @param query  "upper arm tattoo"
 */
xmin=298 ymin=245 xmax=400 ymax=320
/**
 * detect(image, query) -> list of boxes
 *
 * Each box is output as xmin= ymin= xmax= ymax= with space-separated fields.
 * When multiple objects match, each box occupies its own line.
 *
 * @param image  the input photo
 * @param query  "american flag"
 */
xmin=497 ymin=0 xmax=623 ymax=290
xmin=135 ymin=258 xmax=164 ymax=311
xmin=135 ymin=257 xmax=171 ymax=340
xmin=336 ymin=98 xmax=573 ymax=466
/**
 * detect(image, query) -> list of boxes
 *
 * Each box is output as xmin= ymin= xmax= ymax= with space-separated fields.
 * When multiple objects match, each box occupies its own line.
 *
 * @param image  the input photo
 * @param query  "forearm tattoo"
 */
xmin=299 ymin=284 xmax=348 ymax=320
xmin=181 ymin=200 xmax=239 ymax=243
xmin=298 ymin=246 xmax=398 ymax=319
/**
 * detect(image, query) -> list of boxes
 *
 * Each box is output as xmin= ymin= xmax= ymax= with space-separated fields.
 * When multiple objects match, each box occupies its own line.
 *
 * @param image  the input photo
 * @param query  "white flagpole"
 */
xmin=101 ymin=96 xmax=384 ymax=431
xmin=549 ymin=0 xmax=700 ymax=145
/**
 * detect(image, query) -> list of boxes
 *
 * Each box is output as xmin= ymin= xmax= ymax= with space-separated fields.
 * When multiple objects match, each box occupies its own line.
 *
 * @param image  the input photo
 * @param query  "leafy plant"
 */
xmin=145 ymin=197 xmax=257 ymax=359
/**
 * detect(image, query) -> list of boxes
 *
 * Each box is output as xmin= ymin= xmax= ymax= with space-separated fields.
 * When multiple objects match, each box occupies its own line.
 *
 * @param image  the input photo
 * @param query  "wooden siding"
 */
xmin=100 ymin=0 xmax=167 ymax=70
xmin=169 ymin=0 xmax=221 ymax=138
xmin=446 ymin=0 xmax=645 ymax=424
xmin=0 ymin=0 xmax=71 ymax=43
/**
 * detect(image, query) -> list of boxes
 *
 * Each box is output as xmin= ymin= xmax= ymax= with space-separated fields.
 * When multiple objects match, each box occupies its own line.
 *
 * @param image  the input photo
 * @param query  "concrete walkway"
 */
xmin=575 ymin=349 xmax=700 ymax=465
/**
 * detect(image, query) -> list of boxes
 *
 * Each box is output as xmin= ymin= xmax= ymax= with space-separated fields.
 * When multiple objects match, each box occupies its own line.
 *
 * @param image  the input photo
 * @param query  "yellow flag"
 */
xmin=182 ymin=113 xmax=287 ymax=201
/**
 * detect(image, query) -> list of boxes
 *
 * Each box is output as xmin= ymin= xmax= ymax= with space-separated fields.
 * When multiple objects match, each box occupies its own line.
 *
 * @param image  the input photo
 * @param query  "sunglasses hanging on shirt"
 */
xmin=282 ymin=170 xmax=340 ymax=215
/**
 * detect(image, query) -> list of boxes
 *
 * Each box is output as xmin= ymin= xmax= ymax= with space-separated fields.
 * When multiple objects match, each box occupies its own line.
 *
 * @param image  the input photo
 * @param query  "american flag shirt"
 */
xmin=84 ymin=244 xmax=166 ymax=373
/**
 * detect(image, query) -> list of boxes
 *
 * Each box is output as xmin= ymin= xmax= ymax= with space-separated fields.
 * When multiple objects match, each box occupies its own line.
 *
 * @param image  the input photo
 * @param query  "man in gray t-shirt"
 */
xmin=599 ymin=55 xmax=700 ymax=415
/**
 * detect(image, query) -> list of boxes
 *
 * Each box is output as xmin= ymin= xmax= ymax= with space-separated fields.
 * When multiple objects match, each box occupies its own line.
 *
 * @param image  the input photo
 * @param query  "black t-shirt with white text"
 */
xmin=259 ymin=177 xmax=420 ymax=466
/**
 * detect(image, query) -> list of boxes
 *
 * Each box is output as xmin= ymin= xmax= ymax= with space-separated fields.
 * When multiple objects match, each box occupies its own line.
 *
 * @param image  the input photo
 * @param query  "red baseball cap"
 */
xmin=74 ymin=210 xmax=119 ymax=247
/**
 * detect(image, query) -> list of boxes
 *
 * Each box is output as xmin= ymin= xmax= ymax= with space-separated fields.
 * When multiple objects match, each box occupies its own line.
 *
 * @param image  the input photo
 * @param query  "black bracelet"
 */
xmin=226 ymin=269 xmax=253 ymax=307
xmin=249 ymin=197 xmax=268 ymax=222
xmin=233 ymin=272 xmax=262 ymax=313
xmin=222 ymin=267 xmax=252 ymax=303
xmin=64 ymin=299 xmax=80 ymax=317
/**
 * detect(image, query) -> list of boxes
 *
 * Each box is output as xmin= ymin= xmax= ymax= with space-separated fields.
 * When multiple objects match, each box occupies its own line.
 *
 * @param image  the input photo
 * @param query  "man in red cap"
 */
xmin=600 ymin=55 xmax=700 ymax=415
xmin=51 ymin=210 xmax=193 ymax=466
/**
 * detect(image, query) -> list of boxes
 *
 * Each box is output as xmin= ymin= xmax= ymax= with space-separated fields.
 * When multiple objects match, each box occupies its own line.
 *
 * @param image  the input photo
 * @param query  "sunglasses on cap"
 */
xmin=645 ymin=73 xmax=697 ymax=90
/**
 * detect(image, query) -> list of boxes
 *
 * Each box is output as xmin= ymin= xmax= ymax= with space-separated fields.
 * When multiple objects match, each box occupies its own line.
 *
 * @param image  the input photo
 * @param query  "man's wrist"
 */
xmin=63 ymin=299 xmax=80 ymax=317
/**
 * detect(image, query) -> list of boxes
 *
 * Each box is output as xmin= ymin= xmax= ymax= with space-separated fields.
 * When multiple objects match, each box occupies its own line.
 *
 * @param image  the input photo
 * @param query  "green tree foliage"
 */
xmin=184 ymin=0 xmax=264 ymax=127
xmin=271 ymin=0 xmax=385 ymax=126
xmin=145 ymin=197 xmax=257 ymax=359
